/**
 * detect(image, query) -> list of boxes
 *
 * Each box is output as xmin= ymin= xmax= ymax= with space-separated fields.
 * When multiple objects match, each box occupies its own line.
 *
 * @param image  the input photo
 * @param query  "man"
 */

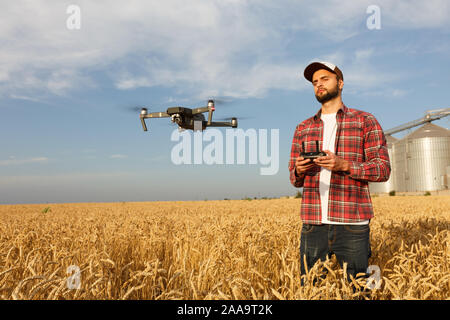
xmin=289 ymin=61 xmax=390 ymax=283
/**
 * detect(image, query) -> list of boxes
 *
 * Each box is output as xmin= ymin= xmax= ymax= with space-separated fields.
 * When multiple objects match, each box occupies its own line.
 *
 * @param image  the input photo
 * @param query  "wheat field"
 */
xmin=0 ymin=196 xmax=448 ymax=300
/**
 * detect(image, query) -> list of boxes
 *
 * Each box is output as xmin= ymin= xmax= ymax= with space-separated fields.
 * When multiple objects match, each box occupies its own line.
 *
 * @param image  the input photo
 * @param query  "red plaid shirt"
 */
xmin=289 ymin=104 xmax=391 ymax=225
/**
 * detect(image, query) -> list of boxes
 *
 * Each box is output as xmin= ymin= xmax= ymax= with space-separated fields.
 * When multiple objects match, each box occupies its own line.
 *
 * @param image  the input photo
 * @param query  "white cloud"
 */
xmin=110 ymin=154 xmax=128 ymax=159
xmin=0 ymin=156 xmax=49 ymax=166
xmin=0 ymin=171 xmax=137 ymax=186
xmin=0 ymin=0 xmax=448 ymax=100
xmin=82 ymin=149 xmax=96 ymax=153
xmin=116 ymin=77 xmax=152 ymax=90
xmin=379 ymin=0 xmax=450 ymax=29
xmin=391 ymin=89 xmax=409 ymax=97
xmin=307 ymin=48 xmax=407 ymax=96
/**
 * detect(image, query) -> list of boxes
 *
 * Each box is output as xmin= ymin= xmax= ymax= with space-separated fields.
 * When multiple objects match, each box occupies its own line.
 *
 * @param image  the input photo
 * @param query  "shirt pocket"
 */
xmin=337 ymin=121 xmax=364 ymax=162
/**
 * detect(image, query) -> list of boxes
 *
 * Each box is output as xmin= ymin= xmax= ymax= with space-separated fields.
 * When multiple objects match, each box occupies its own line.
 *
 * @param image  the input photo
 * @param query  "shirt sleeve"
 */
xmin=289 ymin=124 xmax=305 ymax=187
xmin=347 ymin=114 xmax=391 ymax=182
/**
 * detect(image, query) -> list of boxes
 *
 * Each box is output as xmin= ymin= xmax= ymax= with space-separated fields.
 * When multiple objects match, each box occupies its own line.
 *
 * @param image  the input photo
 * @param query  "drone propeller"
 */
xmin=185 ymin=96 xmax=236 ymax=108
xmin=215 ymin=116 xmax=252 ymax=121
xmin=211 ymin=97 xmax=235 ymax=106
xmin=120 ymin=105 xmax=145 ymax=113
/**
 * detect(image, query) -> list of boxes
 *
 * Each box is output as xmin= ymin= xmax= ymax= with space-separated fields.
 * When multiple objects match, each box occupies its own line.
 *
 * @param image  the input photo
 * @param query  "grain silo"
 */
xmin=393 ymin=122 xmax=450 ymax=192
xmin=369 ymin=134 xmax=397 ymax=194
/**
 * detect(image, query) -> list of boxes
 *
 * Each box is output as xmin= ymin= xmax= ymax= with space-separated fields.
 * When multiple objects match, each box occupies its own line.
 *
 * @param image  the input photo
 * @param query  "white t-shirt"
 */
xmin=319 ymin=112 xmax=369 ymax=225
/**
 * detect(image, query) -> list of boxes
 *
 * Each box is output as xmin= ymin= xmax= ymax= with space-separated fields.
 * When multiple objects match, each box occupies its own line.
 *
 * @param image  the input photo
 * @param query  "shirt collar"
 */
xmin=313 ymin=104 xmax=348 ymax=121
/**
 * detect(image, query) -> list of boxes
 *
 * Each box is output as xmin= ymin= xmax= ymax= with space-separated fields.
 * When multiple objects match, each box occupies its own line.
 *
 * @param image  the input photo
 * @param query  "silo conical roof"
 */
xmin=402 ymin=122 xmax=450 ymax=140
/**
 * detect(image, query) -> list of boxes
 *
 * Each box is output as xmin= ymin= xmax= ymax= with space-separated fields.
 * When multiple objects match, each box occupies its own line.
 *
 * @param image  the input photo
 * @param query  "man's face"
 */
xmin=312 ymin=69 xmax=343 ymax=104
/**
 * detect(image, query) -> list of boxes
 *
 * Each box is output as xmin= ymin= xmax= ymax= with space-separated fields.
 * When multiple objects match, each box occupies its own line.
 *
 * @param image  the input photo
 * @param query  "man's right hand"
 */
xmin=295 ymin=156 xmax=315 ymax=177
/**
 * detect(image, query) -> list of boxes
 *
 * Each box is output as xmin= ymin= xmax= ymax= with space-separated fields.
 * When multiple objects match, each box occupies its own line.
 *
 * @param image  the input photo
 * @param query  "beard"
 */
xmin=315 ymin=84 xmax=340 ymax=103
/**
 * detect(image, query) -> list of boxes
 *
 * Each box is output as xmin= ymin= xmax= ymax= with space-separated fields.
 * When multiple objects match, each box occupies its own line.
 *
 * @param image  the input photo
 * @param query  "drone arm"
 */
xmin=191 ymin=107 xmax=209 ymax=114
xmin=191 ymin=106 xmax=214 ymax=125
xmin=144 ymin=112 xmax=170 ymax=118
xmin=140 ymin=115 xmax=148 ymax=131
xmin=208 ymin=119 xmax=237 ymax=128
xmin=139 ymin=111 xmax=170 ymax=132
xmin=207 ymin=121 xmax=230 ymax=127
xmin=208 ymin=108 xmax=213 ymax=125
xmin=193 ymin=100 xmax=216 ymax=125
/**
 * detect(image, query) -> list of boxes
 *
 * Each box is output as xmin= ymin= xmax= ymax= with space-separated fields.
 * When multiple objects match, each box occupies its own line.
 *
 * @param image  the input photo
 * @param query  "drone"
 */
xmin=139 ymin=100 xmax=238 ymax=132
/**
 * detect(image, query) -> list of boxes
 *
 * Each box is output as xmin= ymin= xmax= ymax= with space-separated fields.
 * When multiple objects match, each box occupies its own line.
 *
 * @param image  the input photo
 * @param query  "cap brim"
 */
xmin=303 ymin=62 xmax=335 ymax=82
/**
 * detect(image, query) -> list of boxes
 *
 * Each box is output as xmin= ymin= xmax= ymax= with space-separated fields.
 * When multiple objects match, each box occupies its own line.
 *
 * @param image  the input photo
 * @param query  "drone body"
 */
xmin=139 ymin=100 xmax=237 ymax=132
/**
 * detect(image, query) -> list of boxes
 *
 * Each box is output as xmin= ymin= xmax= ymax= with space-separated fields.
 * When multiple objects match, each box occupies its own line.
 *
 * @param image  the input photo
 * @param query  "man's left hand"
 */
xmin=313 ymin=150 xmax=350 ymax=172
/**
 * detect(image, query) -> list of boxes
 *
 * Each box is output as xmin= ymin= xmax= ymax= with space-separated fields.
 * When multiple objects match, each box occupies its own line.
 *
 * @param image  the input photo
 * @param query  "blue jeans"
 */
xmin=299 ymin=223 xmax=371 ymax=283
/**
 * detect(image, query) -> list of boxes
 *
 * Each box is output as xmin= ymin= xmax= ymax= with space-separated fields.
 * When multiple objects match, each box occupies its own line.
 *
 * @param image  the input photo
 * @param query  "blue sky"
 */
xmin=1 ymin=0 xmax=449 ymax=204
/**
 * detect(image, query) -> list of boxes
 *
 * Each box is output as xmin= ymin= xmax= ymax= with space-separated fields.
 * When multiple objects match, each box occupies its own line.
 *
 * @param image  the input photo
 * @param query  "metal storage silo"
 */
xmin=446 ymin=165 xmax=450 ymax=189
xmin=393 ymin=123 xmax=450 ymax=192
xmin=369 ymin=134 xmax=397 ymax=194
